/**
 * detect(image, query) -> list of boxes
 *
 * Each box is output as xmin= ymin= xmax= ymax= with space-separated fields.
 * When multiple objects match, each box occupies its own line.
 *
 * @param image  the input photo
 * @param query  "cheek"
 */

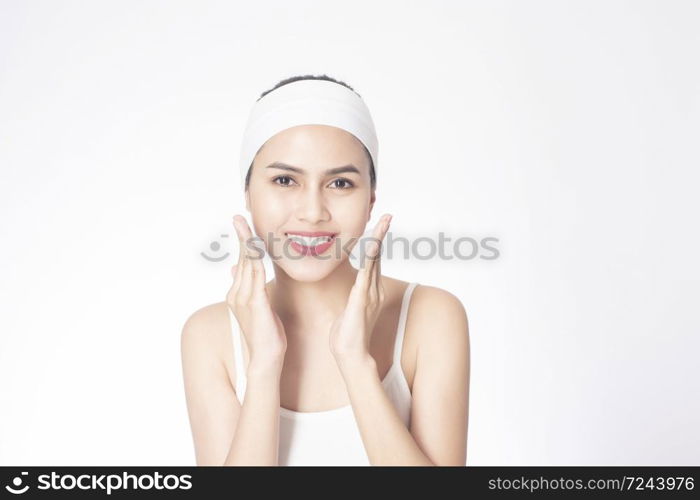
xmin=336 ymin=218 xmax=369 ymax=253
xmin=252 ymin=190 xmax=289 ymax=218
xmin=250 ymin=197 xmax=288 ymax=243
xmin=333 ymin=201 xmax=370 ymax=230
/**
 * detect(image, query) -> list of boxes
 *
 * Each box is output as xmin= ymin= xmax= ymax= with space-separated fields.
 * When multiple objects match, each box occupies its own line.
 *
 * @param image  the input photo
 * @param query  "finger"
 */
xmin=230 ymin=264 xmax=238 ymax=281
xmin=373 ymin=258 xmax=386 ymax=305
xmin=230 ymin=215 xmax=244 ymax=293
xmin=226 ymin=264 xmax=239 ymax=308
xmin=252 ymin=259 xmax=267 ymax=301
xmin=236 ymin=216 xmax=256 ymax=301
xmin=250 ymin=237 xmax=267 ymax=300
xmin=358 ymin=216 xmax=384 ymax=289
xmin=237 ymin=216 xmax=268 ymax=302
xmin=370 ymin=215 xmax=391 ymax=300
xmin=361 ymin=214 xmax=390 ymax=294
xmin=239 ymin=255 xmax=254 ymax=303
xmin=351 ymin=232 xmax=376 ymax=303
xmin=370 ymin=214 xmax=390 ymax=262
xmin=232 ymin=216 xmax=247 ymax=290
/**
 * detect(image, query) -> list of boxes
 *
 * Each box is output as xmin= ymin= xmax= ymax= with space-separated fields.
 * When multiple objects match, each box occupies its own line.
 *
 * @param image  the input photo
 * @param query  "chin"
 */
xmin=278 ymin=257 xmax=343 ymax=282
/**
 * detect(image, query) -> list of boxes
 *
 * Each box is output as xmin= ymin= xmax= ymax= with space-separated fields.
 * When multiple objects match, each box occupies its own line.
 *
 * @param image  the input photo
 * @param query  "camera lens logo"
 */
xmin=201 ymin=234 xmax=231 ymax=262
xmin=5 ymin=472 xmax=29 ymax=494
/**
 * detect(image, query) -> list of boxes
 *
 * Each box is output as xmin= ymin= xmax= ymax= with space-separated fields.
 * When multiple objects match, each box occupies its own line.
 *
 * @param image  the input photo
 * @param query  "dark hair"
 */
xmin=244 ymin=74 xmax=376 ymax=191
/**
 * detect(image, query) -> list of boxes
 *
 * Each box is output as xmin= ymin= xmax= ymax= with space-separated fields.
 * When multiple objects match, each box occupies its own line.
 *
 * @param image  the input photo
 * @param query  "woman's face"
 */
xmin=245 ymin=124 xmax=375 ymax=282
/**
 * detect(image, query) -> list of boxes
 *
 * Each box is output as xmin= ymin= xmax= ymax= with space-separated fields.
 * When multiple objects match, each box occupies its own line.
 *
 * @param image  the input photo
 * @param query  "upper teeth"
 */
xmin=288 ymin=234 xmax=333 ymax=246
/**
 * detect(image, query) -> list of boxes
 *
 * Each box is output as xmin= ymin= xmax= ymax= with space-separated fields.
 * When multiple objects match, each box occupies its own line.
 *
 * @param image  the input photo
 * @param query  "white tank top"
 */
xmin=227 ymin=281 xmax=419 ymax=466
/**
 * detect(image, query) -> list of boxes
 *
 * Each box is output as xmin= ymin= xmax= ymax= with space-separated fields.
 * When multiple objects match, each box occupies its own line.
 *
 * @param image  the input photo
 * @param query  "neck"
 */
xmin=269 ymin=259 xmax=359 ymax=337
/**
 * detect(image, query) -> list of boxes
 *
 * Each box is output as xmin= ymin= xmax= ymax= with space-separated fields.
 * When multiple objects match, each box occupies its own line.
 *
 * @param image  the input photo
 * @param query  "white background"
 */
xmin=1 ymin=0 xmax=698 ymax=465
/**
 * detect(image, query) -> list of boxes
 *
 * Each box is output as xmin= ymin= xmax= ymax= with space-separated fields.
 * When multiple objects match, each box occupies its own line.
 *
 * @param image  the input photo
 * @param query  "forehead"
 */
xmin=254 ymin=124 xmax=370 ymax=171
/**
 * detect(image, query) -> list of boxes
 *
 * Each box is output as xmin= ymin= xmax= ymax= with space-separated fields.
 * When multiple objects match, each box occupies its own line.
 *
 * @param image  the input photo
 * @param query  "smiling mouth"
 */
xmin=285 ymin=233 xmax=337 ymax=256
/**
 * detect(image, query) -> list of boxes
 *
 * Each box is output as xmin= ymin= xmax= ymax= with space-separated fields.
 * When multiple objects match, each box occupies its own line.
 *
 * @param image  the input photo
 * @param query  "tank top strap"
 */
xmin=227 ymin=306 xmax=247 ymax=399
xmin=392 ymin=282 xmax=419 ymax=366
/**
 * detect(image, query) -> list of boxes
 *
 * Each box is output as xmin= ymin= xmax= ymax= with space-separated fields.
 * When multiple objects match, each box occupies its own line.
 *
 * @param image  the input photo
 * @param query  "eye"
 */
xmin=272 ymin=175 xmax=296 ymax=187
xmin=329 ymin=178 xmax=355 ymax=189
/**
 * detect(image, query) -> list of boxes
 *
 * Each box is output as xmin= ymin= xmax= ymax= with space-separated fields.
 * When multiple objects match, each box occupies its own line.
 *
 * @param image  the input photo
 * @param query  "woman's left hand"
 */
xmin=329 ymin=213 xmax=393 ymax=364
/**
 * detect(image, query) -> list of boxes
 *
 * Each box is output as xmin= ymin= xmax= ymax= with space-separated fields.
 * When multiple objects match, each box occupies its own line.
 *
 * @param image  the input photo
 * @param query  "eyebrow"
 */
xmin=265 ymin=162 xmax=361 ymax=176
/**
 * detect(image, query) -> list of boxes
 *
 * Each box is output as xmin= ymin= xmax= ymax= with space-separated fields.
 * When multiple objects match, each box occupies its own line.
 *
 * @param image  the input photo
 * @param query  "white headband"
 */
xmin=238 ymin=79 xmax=379 ymax=187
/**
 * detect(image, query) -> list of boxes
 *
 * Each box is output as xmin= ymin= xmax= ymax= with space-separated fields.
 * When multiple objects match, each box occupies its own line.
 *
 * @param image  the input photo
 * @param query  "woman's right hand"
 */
xmin=226 ymin=215 xmax=287 ymax=370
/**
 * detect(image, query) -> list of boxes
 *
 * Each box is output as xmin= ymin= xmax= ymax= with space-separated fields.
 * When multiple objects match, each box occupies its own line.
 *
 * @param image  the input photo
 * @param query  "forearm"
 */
xmin=223 ymin=359 xmax=282 ymax=466
xmin=338 ymin=355 xmax=434 ymax=466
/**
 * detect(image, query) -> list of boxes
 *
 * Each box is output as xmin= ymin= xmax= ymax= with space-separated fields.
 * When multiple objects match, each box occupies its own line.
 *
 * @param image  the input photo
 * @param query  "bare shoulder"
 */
xmin=405 ymin=283 xmax=470 ymax=355
xmin=180 ymin=301 xmax=231 ymax=356
xmin=410 ymin=284 xmax=468 ymax=319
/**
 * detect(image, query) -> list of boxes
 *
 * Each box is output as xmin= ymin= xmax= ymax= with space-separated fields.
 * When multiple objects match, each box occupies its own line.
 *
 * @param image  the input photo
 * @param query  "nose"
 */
xmin=294 ymin=184 xmax=330 ymax=224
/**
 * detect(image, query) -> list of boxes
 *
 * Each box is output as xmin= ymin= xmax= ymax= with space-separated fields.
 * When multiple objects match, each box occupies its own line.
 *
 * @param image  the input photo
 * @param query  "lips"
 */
xmin=285 ymin=231 xmax=337 ymax=256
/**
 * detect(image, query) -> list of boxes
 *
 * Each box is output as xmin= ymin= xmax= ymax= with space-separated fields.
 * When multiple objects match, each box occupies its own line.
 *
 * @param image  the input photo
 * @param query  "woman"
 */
xmin=181 ymin=74 xmax=470 ymax=466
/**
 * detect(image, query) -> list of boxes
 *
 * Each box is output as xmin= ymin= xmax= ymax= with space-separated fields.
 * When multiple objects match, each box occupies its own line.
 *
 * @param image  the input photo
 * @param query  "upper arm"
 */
xmin=408 ymin=286 xmax=470 ymax=466
xmin=180 ymin=305 xmax=242 ymax=465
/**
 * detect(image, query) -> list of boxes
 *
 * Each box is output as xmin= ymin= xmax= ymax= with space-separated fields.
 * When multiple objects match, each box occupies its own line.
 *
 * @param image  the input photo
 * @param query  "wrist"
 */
xmin=335 ymin=352 xmax=376 ymax=376
xmin=247 ymin=355 xmax=284 ymax=380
